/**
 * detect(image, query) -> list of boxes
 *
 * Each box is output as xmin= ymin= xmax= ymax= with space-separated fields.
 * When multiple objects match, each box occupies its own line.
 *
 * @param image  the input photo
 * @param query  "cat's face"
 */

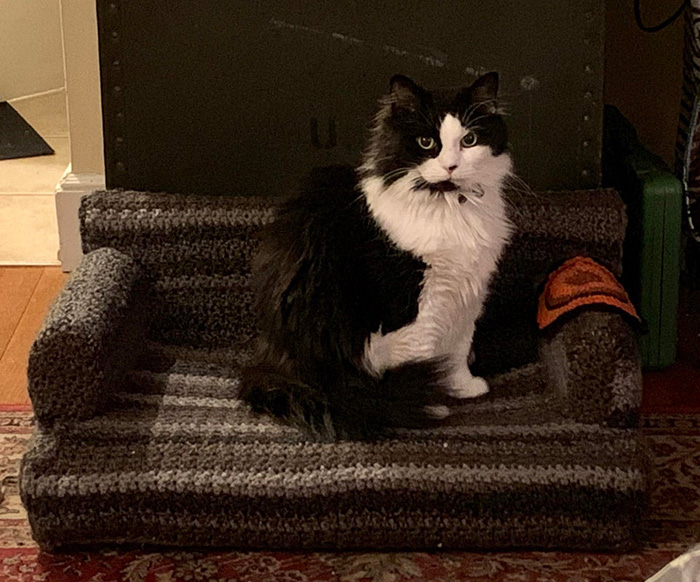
xmin=361 ymin=73 xmax=510 ymax=198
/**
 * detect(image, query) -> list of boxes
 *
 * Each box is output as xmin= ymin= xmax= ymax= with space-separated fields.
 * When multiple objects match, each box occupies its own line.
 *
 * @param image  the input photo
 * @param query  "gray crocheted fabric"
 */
xmin=20 ymin=188 xmax=646 ymax=551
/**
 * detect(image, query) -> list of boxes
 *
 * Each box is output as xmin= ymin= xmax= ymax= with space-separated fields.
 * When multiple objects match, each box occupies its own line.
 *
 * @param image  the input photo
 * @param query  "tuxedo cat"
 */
xmin=241 ymin=72 xmax=513 ymax=440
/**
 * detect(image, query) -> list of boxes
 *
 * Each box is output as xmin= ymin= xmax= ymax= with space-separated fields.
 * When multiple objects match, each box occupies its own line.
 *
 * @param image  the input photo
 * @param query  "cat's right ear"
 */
xmin=389 ymin=74 xmax=423 ymax=112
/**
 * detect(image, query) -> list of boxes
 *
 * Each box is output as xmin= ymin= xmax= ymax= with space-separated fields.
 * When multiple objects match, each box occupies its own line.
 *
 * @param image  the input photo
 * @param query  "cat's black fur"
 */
xmin=241 ymin=165 xmax=452 ymax=440
xmin=240 ymin=73 xmax=507 ymax=440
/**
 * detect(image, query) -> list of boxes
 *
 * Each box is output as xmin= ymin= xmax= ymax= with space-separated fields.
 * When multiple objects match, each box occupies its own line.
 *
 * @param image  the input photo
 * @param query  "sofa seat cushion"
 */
xmin=21 ymin=343 xmax=646 ymax=551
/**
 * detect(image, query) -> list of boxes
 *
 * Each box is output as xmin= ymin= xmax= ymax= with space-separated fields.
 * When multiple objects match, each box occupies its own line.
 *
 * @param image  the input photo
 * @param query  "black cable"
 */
xmin=634 ymin=0 xmax=686 ymax=33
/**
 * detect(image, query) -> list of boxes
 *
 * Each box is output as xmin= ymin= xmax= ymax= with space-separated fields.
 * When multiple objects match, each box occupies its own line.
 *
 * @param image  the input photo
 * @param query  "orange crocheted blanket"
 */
xmin=537 ymin=256 xmax=640 ymax=330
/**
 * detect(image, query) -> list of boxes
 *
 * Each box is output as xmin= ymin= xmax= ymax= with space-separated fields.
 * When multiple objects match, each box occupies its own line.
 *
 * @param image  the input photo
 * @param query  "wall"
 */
xmin=0 ymin=0 xmax=65 ymax=101
xmin=59 ymin=0 xmax=105 ymax=175
xmin=605 ymin=0 xmax=685 ymax=166
xmin=54 ymin=0 xmax=105 ymax=271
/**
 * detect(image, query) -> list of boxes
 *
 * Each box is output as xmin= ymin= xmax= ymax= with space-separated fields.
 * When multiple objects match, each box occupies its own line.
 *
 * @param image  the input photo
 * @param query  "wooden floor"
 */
xmin=0 ymin=267 xmax=67 ymax=405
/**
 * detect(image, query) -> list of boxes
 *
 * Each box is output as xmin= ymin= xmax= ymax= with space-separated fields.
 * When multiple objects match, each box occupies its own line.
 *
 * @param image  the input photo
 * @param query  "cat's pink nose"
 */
xmin=446 ymin=165 xmax=457 ymax=173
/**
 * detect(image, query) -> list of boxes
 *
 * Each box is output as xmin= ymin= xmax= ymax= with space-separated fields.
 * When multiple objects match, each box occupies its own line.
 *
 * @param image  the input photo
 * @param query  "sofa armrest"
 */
xmin=540 ymin=310 xmax=642 ymax=428
xmin=28 ymin=248 xmax=147 ymax=425
xmin=475 ymin=188 xmax=628 ymax=375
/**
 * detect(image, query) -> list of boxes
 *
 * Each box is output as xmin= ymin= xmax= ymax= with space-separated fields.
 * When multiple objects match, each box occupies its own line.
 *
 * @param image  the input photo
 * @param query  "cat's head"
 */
xmin=360 ymin=73 xmax=511 ymax=200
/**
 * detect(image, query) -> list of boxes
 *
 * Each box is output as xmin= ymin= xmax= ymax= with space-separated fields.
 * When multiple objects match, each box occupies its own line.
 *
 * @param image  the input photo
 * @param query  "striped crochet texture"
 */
xmin=20 ymin=188 xmax=645 ymax=551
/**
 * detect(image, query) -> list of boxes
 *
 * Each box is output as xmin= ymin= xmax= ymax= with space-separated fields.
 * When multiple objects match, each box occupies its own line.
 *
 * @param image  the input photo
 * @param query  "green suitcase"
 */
xmin=603 ymin=106 xmax=683 ymax=369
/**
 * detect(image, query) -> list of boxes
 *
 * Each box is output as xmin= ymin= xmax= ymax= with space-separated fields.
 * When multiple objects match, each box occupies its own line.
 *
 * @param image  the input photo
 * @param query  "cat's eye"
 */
xmin=417 ymin=136 xmax=436 ymax=150
xmin=461 ymin=132 xmax=478 ymax=148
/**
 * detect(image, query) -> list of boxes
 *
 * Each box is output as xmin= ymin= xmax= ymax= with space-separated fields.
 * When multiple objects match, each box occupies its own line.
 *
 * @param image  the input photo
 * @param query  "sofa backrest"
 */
xmin=80 ymin=188 xmax=626 ymax=375
xmin=81 ymin=191 xmax=274 ymax=349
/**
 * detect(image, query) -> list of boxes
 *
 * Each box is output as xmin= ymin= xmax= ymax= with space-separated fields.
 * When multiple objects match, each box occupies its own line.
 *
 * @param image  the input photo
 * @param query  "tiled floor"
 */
xmin=0 ymin=90 xmax=69 ymax=266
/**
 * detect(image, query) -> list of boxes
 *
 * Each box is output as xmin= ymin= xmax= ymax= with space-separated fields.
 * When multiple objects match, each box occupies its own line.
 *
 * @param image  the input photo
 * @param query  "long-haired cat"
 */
xmin=240 ymin=72 xmax=513 ymax=440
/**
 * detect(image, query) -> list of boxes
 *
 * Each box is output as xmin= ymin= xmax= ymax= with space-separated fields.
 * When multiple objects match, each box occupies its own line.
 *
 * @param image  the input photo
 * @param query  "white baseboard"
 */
xmin=55 ymin=168 xmax=105 ymax=272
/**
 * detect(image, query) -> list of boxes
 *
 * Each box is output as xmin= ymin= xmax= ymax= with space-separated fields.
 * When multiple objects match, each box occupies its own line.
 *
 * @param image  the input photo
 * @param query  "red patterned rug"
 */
xmin=2 ymin=406 xmax=698 ymax=582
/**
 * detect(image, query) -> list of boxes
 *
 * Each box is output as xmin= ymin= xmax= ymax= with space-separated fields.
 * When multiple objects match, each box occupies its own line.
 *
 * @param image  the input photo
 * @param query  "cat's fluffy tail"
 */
xmin=240 ymin=359 xmax=452 ymax=440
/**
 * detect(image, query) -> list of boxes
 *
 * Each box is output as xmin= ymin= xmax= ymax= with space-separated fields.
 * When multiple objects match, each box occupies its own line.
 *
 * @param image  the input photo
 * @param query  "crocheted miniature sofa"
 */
xmin=20 ymin=188 xmax=645 ymax=551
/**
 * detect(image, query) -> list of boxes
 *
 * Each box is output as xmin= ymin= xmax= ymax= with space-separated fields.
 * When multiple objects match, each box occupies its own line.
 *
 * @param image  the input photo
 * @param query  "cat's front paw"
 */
xmin=424 ymin=404 xmax=451 ymax=419
xmin=447 ymin=375 xmax=489 ymax=399
xmin=362 ymin=332 xmax=388 ymax=378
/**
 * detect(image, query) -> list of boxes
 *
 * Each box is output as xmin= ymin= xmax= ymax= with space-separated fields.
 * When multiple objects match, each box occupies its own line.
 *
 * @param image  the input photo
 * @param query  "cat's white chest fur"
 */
xmin=361 ymin=163 xmax=511 ymax=399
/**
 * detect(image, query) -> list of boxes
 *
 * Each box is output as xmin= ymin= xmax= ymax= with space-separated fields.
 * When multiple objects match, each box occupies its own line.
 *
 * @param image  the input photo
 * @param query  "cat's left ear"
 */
xmin=472 ymin=72 xmax=499 ymax=101
xmin=461 ymin=72 xmax=499 ymax=111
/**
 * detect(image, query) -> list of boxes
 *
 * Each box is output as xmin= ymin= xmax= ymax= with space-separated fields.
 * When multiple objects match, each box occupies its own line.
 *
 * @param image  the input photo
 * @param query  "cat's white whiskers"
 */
xmin=459 ymin=102 xmax=486 ymax=125
xmin=462 ymin=114 xmax=492 ymax=129
xmin=506 ymin=174 xmax=537 ymax=197
xmin=462 ymin=99 xmax=497 ymax=124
